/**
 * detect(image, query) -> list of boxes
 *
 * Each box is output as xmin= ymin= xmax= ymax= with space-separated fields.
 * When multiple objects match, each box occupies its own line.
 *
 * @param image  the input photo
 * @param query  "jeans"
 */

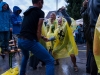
xmin=18 ymin=38 xmax=55 ymax=75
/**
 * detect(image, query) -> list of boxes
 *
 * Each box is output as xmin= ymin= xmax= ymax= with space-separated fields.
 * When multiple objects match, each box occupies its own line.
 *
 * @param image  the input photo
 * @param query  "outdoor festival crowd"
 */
xmin=0 ymin=0 xmax=100 ymax=75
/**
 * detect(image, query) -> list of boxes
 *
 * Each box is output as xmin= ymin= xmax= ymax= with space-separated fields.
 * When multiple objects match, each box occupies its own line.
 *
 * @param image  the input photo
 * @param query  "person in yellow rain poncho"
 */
xmin=93 ymin=15 xmax=100 ymax=74
xmin=57 ymin=7 xmax=78 ymax=71
xmin=48 ymin=16 xmax=78 ymax=71
xmin=46 ymin=12 xmax=58 ymax=52
xmin=40 ymin=22 xmax=48 ymax=48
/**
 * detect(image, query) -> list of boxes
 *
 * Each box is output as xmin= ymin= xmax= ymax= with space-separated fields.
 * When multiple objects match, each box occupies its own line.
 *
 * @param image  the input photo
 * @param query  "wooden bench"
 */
xmin=0 ymin=40 xmax=21 ymax=68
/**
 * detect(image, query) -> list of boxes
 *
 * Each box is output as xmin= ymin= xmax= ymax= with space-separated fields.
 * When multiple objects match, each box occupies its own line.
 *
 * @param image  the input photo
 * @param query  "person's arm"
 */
xmin=89 ymin=0 xmax=100 ymax=27
xmin=59 ymin=7 xmax=72 ymax=26
xmin=9 ymin=15 xmax=12 ymax=31
xmin=11 ymin=15 xmax=21 ymax=25
xmin=37 ymin=19 xmax=44 ymax=40
xmin=37 ymin=11 xmax=45 ymax=41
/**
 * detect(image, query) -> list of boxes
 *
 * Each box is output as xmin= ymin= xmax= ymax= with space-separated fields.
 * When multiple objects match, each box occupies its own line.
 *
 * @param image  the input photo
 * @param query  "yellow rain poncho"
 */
xmin=46 ymin=19 xmax=58 ymax=50
xmin=1 ymin=66 xmax=19 ymax=75
xmin=39 ymin=22 xmax=48 ymax=48
xmin=93 ymin=15 xmax=100 ymax=73
xmin=70 ymin=18 xmax=77 ymax=32
xmin=52 ymin=19 xmax=78 ymax=59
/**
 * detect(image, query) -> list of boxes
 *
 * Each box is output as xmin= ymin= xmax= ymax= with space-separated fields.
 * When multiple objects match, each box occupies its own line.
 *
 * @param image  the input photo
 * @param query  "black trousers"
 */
xmin=90 ymin=56 xmax=98 ymax=75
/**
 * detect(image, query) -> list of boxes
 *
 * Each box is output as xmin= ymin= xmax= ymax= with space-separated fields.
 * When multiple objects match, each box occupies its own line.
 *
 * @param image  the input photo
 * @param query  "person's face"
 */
xmin=2 ymin=4 xmax=8 ymax=11
xmin=17 ymin=10 xmax=21 ymax=14
xmin=58 ymin=18 xmax=62 ymax=25
xmin=50 ymin=14 xmax=56 ymax=20
xmin=38 ymin=0 xmax=44 ymax=9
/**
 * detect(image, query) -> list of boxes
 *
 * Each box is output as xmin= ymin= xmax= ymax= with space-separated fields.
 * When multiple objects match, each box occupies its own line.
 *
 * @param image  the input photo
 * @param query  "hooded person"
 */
xmin=11 ymin=6 xmax=22 ymax=50
xmin=0 ymin=0 xmax=3 ymax=3
xmin=18 ymin=0 xmax=55 ymax=75
xmin=0 ymin=2 xmax=12 ymax=59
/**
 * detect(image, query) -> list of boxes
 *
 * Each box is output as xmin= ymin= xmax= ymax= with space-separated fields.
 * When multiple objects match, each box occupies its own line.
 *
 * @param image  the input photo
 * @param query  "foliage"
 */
xmin=65 ymin=0 xmax=83 ymax=20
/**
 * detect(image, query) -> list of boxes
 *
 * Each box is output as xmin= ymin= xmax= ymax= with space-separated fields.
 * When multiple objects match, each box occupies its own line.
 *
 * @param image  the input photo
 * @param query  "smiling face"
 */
xmin=58 ymin=17 xmax=62 ymax=25
xmin=50 ymin=12 xmax=56 ymax=20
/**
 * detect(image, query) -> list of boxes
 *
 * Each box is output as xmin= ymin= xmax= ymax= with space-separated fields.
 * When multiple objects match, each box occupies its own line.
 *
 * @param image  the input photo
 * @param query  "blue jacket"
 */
xmin=0 ymin=2 xmax=12 ymax=31
xmin=11 ymin=6 xmax=22 ymax=34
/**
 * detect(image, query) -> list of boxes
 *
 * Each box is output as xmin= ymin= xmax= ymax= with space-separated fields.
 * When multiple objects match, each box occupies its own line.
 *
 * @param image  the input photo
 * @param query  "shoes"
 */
xmin=74 ymin=66 xmax=78 ymax=72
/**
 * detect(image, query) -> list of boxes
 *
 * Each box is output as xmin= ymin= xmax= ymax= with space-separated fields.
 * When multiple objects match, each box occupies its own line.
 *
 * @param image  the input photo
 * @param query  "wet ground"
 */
xmin=0 ymin=44 xmax=90 ymax=75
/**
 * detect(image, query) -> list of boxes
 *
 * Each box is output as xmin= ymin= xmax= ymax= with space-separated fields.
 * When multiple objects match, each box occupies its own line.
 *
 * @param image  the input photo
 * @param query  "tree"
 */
xmin=65 ymin=0 xmax=83 ymax=20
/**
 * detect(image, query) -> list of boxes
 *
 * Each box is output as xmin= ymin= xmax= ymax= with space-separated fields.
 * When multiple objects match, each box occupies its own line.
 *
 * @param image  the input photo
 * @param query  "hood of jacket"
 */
xmin=0 ymin=2 xmax=9 ymax=11
xmin=13 ymin=6 xmax=22 ymax=15
xmin=23 ymin=6 xmax=40 ymax=16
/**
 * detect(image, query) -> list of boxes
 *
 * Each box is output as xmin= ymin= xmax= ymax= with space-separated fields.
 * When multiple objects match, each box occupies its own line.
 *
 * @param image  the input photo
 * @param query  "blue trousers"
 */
xmin=18 ymin=38 xmax=55 ymax=75
xmin=0 ymin=31 xmax=10 ymax=49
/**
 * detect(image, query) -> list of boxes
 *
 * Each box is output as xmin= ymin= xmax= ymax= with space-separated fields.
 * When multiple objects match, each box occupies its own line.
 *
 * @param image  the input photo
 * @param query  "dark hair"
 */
xmin=32 ymin=0 xmax=43 ymax=4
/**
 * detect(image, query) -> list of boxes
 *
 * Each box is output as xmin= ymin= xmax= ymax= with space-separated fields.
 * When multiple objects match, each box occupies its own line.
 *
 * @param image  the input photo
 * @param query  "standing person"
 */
xmin=80 ymin=0 xmax=92 ymax=73
xmin=18 ymin=0 xmax=54 ymax=75
xmin=0 ymin=2 xmax=12 ymax=58
xmin=11 ymin=6 xmax=22 ymax=50
xmin=81 ymin=0 xmax=100 ymax=75
xmin=46 ymin=12 xmax=58 ymax=53
xmin=88 ymin=0 xmax=100 ymax=75
xmin=59 ymin=7 xmax=78 ymax=72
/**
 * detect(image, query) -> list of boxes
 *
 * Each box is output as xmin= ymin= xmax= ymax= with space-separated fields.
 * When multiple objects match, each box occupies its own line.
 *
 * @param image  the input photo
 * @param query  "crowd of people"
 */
xmin=73 ymin=24 xmax=86 ymax=44
xmin=0 ymin=0 xmax=100 ymax=75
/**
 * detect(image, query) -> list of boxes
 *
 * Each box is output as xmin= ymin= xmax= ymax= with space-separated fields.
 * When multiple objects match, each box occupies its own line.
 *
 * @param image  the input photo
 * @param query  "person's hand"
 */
xmin=58 ymin=6 xmax=65 ymax=12
xmin=10 ymin=28 xmax=12 ymax=31
xmin=19 ymin=22 xmax=22 ymax=25
xmin=61 ymin=6 xmax=65 ymax=10
xmin=18 ymin=21 xmax=22 ymax=25
xmin=43 ymin=37 xmax=49 ymax=42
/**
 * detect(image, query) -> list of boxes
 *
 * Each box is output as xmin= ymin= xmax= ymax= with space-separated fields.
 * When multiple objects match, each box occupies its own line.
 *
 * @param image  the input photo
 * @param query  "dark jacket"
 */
xmin=89 ymin=0 xmax=100 ymax=27
xmin=11 ymin=6 xmax=22 ymax=34
xmin=80 ymin=6 xmax=90 ymax=41
xmin=19 ymin=6 xmax=44 ymax=41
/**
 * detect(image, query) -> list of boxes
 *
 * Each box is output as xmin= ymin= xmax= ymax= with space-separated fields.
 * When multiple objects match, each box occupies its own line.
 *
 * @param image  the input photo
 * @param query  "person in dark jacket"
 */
xmin=81 ymin=0 xmax=100 ymax=75
xmin=80 ymin=0 xmax=92 ymax=73
xmin=0 ymin=2 xmax=12 ymax=59
xmin=18 ymin=0 xmax=54 ymax=75
xmin=88 ymin=0 xmax=100 ymax=75
xmin=11 ymin=6 xmax=22 ymax=50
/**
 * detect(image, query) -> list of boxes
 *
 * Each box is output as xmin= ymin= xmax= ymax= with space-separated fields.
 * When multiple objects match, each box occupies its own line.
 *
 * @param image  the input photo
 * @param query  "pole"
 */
xmin=56 ymin=0 xmax=58 ymax=11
